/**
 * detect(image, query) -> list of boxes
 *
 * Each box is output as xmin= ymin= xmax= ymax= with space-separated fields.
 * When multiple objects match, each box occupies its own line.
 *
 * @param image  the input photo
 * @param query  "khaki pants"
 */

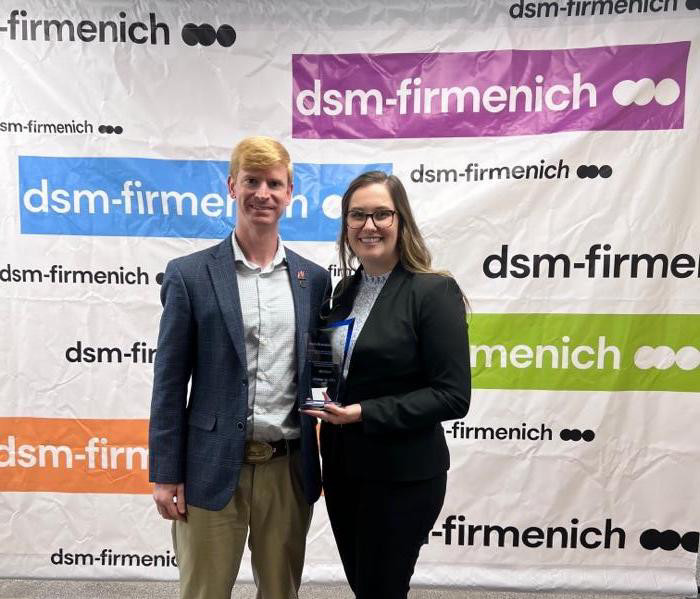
xmin=173 ymin=451 xmax=312 ymax=599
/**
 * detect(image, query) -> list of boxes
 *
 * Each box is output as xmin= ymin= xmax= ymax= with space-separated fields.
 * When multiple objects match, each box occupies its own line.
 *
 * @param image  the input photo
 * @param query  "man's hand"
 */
xmin=153 ymin=483 xmax=187 ymax=521
xmin=302 ymin=402 xmax=362 ymax=425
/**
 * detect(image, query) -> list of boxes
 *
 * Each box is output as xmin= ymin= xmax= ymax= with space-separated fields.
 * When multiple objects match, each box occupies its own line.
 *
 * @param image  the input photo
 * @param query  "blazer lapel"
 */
xmin=330 ymin=263 xmax=405 ymax=322
xmin=207 ymin=234 xmax=246 ymax=364
xmin=328 ymin=270 xmax=362 ymax=323
xmin=344 ymin=263 xmax=408 ymax=381
xmin=285 ymin=249 xmax=311 ymax=377
xmin=366 ymin=262 xmax=406 ymax=312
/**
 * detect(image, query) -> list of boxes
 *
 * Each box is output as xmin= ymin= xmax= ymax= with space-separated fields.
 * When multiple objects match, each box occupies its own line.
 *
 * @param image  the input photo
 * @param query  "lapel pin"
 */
xmin=297 ymin=270 xmax=307 ymax=288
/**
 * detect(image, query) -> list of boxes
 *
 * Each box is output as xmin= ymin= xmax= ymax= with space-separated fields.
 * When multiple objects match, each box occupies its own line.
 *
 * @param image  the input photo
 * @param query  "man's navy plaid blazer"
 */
xmin=149 ymin=234 xmax=331 ymax=510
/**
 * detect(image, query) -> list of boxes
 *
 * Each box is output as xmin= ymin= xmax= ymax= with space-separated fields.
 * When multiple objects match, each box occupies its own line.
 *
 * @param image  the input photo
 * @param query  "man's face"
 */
xmin=228 ymin=164 xmax=292 ymax=231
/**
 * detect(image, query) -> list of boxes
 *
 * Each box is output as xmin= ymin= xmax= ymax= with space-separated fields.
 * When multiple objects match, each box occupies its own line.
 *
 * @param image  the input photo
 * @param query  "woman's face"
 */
xmin=346 ymin=183 xmax=400 ymax=274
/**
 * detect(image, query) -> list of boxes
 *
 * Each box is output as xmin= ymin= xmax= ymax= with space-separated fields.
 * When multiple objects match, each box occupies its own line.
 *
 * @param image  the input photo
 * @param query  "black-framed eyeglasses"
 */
xmin=346 ymin=209 xmax=396 ymax=229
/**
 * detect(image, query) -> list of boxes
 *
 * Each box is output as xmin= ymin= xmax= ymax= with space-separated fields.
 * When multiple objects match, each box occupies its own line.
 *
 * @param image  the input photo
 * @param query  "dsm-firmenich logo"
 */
xmin=470 ymin=313 xmax=700 ymax=392
xmin=18 ymin=156 xmax=391 ymax=240
xmin=293 ymin=42 xmax=688 ymax=139
xmin=0 ymin=9 xmax=235 ymax=47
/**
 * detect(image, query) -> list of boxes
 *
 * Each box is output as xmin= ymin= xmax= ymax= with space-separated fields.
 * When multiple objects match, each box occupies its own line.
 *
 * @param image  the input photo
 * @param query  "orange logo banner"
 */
xmin=0 ymin=418 xmax=151 ymax=494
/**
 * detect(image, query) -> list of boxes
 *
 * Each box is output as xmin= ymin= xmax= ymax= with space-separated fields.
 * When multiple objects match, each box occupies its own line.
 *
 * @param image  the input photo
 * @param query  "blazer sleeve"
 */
xmin=148 ymin=260 xmax=194 ymax=483
xmin=360 ymin=276 xmax=470 ymax=434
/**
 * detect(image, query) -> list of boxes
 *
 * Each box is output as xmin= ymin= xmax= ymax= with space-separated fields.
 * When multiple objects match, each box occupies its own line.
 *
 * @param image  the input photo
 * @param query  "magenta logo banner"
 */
xmin=292 ymin=42 xmax=689 ymax=139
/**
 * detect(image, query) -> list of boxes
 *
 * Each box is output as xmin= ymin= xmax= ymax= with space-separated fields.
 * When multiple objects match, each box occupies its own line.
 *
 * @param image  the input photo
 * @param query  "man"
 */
xmin=149 ymin=136 xmax=331 ymax=599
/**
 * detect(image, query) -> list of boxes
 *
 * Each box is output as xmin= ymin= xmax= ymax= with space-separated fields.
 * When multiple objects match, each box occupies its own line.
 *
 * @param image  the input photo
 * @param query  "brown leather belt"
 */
xmin=244 ymin=438 xmax=301 ymax=464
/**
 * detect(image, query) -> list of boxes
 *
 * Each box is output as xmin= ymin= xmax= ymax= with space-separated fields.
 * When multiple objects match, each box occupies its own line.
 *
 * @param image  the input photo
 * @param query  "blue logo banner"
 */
xmin=18 ymin=156 xmax=392 ymax=240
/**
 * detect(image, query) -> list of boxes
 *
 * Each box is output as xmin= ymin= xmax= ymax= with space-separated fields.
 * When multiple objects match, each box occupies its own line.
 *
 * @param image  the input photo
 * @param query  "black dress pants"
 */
xmin=324 ymin=469 xmax=447 ymax=599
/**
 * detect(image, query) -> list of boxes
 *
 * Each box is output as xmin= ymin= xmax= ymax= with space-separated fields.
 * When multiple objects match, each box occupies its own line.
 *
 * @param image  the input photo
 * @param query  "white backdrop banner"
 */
xmin=1 ymin=0 xmax=698 ymax=593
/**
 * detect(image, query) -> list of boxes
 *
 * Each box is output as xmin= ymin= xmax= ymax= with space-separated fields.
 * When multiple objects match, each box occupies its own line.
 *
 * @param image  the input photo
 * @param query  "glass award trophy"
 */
xmin=301 ymin=318 xmax=354 ymax=410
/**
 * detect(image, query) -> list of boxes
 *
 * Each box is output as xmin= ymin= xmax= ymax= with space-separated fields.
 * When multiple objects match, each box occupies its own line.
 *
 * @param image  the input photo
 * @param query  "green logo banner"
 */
xmin=470 ymin=314 xmax=700 ymax=392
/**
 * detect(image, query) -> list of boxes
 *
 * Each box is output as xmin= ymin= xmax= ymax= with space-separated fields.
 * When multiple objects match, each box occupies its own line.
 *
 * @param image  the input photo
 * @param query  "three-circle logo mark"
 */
xmin=559 ymin=428 xmax=595 ymax=442
xmin=181 ymin=23 xmax=236 ymax=47
xmin=98 ymin=125 xmax=123 ymax=135
xmin=640 ymin=529 xmax=699 ymax=553
xmin=576 ymin=165 xmax=612 ymax=179
xmin=634 ymin=346 xmax=700 ymax=371
xmin=612 ymin=78 xmax=680 ymax=107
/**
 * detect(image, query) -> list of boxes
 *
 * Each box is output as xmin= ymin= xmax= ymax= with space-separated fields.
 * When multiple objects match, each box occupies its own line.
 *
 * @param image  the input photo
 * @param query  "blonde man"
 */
xmin=149 ymin=136 xmax=331 ymax=599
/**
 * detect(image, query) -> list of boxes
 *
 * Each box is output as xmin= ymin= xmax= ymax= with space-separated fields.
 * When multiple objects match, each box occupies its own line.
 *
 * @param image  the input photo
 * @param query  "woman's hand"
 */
xmin=302 ymin=401 xmax=362 ymax=425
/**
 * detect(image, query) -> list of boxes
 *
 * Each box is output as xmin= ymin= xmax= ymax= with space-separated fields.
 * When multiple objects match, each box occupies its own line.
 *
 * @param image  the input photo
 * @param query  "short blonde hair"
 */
xmin=229 ymin=136 xmax=292 ymax=184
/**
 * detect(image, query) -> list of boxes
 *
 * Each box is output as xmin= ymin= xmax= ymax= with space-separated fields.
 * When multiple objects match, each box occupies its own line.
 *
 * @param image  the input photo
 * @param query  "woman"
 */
xmin=303 ymin=171 xmax=470 ymax=598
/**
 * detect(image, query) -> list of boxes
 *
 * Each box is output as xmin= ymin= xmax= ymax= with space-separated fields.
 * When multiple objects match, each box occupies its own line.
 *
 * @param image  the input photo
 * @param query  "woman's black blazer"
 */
xmin=320 ymin=263 xmax=470 ymax=482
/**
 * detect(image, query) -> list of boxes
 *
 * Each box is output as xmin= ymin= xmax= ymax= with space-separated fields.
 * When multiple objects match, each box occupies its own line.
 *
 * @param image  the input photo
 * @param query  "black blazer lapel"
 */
xmin=285 ymin=249 xmax=311 ymax=378
xmin=341 ymin=263 xmax=410 ymax=382
xmin=364 ymin=262 xmax=407 ymax=313
xmin=330 ymin=262 xmax=407 ymax=322
xmin=328 ymin=269 xmax=362 ymax=323
xmin=207 ymin=234 xmax=246 ymax=364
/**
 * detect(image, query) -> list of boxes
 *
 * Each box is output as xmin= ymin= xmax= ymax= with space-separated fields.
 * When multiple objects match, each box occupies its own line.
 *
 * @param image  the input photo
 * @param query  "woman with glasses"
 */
xmin=303 ymin=171 xmax=470 ymax=598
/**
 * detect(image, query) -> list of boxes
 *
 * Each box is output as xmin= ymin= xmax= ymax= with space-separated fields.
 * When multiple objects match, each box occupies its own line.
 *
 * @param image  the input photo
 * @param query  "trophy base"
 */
xmin=300 ymin=398 xmax=341 ymax=411
xmin=300 ymin=388 xmax=340 ymax=411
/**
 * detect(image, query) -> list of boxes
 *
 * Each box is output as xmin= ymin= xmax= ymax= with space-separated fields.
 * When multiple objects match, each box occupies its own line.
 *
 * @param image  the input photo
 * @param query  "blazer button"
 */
xmin=236 ymin=422 xmax=244 ymax=431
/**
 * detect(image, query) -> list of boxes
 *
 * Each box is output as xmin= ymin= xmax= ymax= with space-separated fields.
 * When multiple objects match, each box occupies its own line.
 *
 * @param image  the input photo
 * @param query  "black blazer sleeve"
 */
xmin=360 ymin=276 xmax=469 ymax=434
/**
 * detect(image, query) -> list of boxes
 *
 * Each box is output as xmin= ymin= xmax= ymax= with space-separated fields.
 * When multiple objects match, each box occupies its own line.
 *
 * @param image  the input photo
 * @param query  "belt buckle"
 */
xmin=244 ymin=440 xmax=274 ymax=464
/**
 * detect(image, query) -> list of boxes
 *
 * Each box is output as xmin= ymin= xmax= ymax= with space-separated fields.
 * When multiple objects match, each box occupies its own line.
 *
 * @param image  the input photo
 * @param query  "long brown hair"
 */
xmin=336 ymin=171 xmax=469 ymax=311
xmin=337 ymin=171 xmax=435 ymax=276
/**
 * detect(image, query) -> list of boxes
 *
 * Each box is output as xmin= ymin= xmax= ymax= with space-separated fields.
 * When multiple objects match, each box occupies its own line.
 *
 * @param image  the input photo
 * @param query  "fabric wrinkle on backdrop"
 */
xmin=0 ymin=0 xmax=698 ymax=595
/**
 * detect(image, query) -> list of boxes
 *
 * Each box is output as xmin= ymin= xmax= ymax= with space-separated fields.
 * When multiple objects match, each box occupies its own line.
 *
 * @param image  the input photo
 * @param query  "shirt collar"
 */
xmin=231 ymin=232 xmax=287 ymax=273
